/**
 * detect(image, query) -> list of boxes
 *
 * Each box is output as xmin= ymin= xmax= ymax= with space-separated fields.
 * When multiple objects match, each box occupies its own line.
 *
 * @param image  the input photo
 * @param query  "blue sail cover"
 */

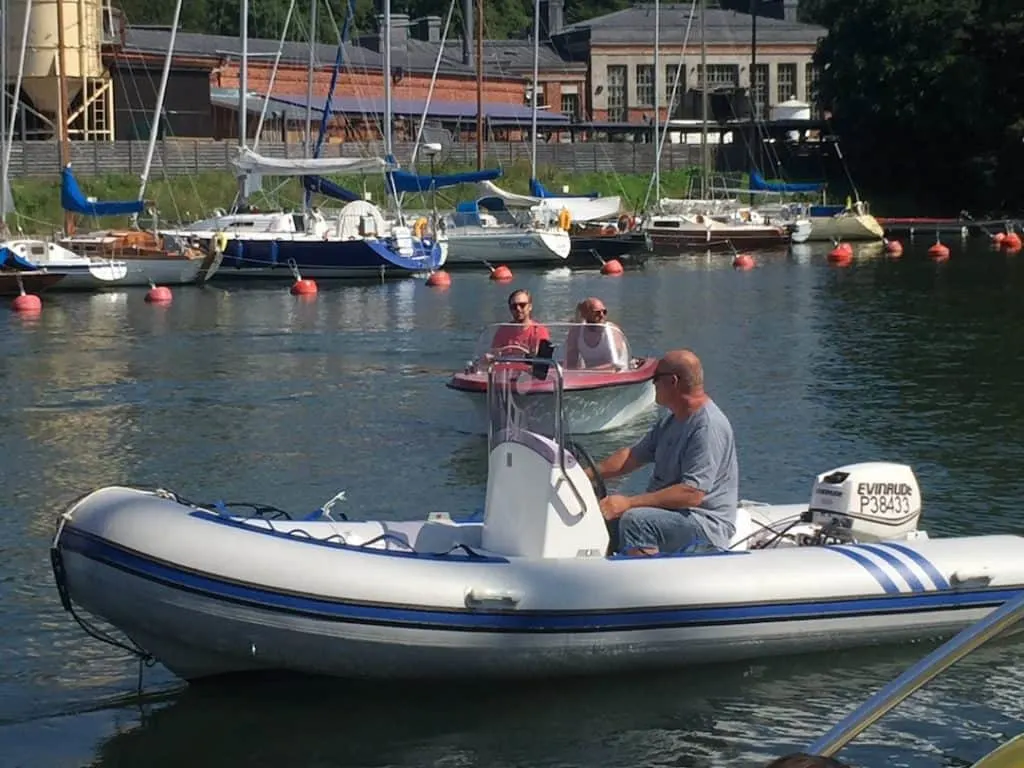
xmin=387 ymin=168 xmax=502 ymax=194
xmin=749 ymin=170 xmax=825 ymax=194
xmin=529 ymin=177 xmax=599 ymax=199
xmin=60 ymin=167 xmax=144 ymax=216
xmin=302 ymin=175 xmax=361 ymax=202
xmin=0 ymin=245 xmax=39 ymax=270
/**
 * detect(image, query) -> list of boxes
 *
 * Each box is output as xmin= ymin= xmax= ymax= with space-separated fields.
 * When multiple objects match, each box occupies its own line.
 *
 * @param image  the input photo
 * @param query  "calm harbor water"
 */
xmin=2 ymin=239 xmax=1023 ymax=767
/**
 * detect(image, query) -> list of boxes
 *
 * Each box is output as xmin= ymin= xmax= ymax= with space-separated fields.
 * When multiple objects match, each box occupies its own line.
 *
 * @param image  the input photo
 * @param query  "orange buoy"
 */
xmin=928 ymin=242 xmax=950 ymax=261
xmin=884 ymin=239 xmax=903 ymax=257
xmin=1003 ymin=232 xmax=1022 ymax=251
xmin=145 ymin=285 xmax=173 ymax=303
xmin=827 ymin=247 xmax=853 ymax=266
xmin=425 ymin=270 xmax=451 ymax=288
xmin=993 ymin=232 xmax=1006 ymax=247
xmin=12 ymin=293 xmax=42 ymax=313
xmin=732 ymin=253 xmax=755 ymax=270
xmin=601 ymin=258 xmax=624 ymax=275
xmin=290 ymin=278 xmax=318 ymax=296
xmin=490 ymin=264 xmax=513 ymax=281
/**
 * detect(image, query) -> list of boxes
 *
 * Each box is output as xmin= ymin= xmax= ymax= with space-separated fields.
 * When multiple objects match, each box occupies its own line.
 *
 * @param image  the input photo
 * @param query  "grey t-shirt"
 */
xmin=630 ymin=399 xmax=739 ymax=529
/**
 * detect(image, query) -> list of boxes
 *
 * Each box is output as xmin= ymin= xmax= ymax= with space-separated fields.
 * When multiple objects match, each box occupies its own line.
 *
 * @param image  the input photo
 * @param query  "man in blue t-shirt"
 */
xmin=591 ymin=349 xmax=739 ymax=555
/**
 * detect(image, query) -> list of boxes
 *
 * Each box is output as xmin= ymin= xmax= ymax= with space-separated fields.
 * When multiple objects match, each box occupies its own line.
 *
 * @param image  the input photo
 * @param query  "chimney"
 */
xmin=783 ymin=0 xmax=799 ymax=21
xmin=419 ymin=15 xmax=442 ymax=42
xmin=538 ymin=0 xmax=564 ymax=38
xmin=461 ymin=0 xmax=474 ymax=66
xmin=377 ymin=12 xmax=409 ymax=52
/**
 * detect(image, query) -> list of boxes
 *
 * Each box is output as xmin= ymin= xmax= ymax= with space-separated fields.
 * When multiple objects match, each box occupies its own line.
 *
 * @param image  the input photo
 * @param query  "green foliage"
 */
xmin=804 ymin=0 xmax=1024 ymax=213
xmin=7 ymin=164 xmax=695 ymax=231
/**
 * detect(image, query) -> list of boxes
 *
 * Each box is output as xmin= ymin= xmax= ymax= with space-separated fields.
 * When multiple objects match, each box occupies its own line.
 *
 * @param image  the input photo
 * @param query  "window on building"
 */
xmin=777 ymin=63 xmax=797 ymax=103
xmin=635 ymin=64 xmax=654 ymax=107
xmin=606 ymin=65 xmax=627 ymax=122
xmin=805 ymin=63 xmax=822 ymax=118
xmin=697 ymin=64 xmax=739 ymax=90
xmin=751 ymin=63 xmax=768 ymax=120
xmin=666 ymin=64 xmax=683 ymax=116
xmin=561 ymin=92 xmax=580 ymax=120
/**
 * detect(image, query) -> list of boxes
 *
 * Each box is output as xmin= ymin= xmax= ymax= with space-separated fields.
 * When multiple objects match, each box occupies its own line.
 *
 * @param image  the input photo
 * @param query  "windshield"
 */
xmin=469 ymin=322 xmax=633 ymax=374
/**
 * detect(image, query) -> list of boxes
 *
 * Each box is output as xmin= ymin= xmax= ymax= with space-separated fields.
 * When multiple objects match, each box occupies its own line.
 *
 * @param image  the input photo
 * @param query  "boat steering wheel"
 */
xmin=494 ymin=343 xmax=532 ymax=359
xmin=565 ymin=439 xmax=607 ymax=500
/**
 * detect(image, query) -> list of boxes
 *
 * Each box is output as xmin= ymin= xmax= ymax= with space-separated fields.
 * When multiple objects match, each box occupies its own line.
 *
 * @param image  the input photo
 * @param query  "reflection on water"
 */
xmin=3 ymin=243 xmax=1024 ymax=767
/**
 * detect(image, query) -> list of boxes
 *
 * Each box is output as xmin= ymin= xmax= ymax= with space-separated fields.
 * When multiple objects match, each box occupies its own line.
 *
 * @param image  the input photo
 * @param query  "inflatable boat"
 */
xmin=447 ymin=322 xmax=656 ymax=434
xmin=52 ymin=357 xmax=1024 ymax=682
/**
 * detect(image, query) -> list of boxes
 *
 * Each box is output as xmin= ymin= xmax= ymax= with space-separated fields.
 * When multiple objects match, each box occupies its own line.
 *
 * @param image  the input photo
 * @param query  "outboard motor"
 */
xmin=808 ymin=462 xmax=922 ymax=543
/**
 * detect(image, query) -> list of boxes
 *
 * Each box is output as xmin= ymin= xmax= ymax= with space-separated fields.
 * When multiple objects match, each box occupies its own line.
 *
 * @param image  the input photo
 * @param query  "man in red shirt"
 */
xmin=490 ymin=289 xmax=551 ymax=355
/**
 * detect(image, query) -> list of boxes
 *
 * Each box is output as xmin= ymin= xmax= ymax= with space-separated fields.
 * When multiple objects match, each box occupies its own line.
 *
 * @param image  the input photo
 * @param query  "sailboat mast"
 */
xmin=138 ymin=0 xmax=182 ymax=203
xmin=237 ymin=0 xmax=249 ymax=206
xmin=1 ymin=0 xmax=7 ymax=229
xmin=475 ymin=0 xmax=483 ymax=171
xmin=529 ymin=0 xmax=539 ymax=180
xmin=653 ymin=0 xmax=660 ymax=202
xmin=699 ymin=0 xmax=708 ymax=200
xmin=4 ymin=0 xmax=34 ymax=233
xmin=55 ymin=0 xmax=74 ymax=234
xmin=749 ymin=0 xmax=757 ymax=204
xmin=383 ymin=0 xmax=392 ymax=160
xmin=305 ymin=0 xmax=318 ymax=159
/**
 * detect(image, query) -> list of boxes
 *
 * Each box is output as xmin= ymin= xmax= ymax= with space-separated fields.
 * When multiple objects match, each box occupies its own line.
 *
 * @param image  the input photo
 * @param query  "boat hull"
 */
xmin=212 ymin=237 xmax=444 ymax=280
xmin=567 ymin=232 xmax=651 ymax=269
xmin=445 ymin=230 xmax=571 ymax=266
xmin=0 ymin=270 xmax=66 ymax=295
xmin=647 ymin=226 xmax=790 ymax=253
xmin=448 ymin=360 xmax=658 ymax=435
xmin=806 ymin=213 xmax=884 ymax=242
xmin=53 ymin=488 xmax=1024 ymax=682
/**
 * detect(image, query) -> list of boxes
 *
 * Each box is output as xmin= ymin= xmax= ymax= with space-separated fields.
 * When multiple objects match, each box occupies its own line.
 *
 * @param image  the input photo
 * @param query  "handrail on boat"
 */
xmin=806 ymin=590 xmax=1024 ymax=759
xmin=485 ymin=353 xmax=589 ymax=514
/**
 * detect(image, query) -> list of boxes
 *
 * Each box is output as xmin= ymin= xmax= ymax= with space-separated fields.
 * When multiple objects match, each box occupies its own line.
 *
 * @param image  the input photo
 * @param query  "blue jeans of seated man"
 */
xmin=610 ymin=507 xmax=733 ymax=555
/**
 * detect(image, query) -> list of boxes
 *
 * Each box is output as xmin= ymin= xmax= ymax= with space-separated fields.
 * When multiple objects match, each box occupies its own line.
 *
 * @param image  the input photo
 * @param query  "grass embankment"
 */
xmin=7 ymin=161 xmax=698 ymax=232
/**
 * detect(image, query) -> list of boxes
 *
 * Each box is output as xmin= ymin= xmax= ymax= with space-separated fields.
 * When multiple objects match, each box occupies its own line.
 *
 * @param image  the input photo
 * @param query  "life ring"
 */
xmin=617 ymin=214 xmax=632 ymax=232
xmin=557 ymin=208 xmax=572 ymax=232
xmin=413 ymin=217 xmax=429 ymax=239
xmin=212 ymin=232 xmax=229 ymax=253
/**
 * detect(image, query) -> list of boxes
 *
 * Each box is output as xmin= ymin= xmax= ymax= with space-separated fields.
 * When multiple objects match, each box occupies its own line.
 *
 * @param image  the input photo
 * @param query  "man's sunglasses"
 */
xmin=509 ymin=301 xmax=530 ymax=308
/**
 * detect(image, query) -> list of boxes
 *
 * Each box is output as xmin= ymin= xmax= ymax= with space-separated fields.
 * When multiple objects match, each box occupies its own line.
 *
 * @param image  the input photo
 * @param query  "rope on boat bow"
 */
xmin=51 ymin=512 xmax=156 ymax=695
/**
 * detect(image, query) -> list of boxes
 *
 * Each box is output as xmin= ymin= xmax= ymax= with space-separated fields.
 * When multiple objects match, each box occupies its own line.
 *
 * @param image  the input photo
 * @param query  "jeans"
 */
xmin=610 ymin=507 xmax=734 ymax=554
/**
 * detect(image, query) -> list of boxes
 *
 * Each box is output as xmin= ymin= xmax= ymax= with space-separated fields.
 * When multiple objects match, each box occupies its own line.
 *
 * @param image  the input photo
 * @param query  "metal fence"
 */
xmin=4 ymin=139 xmax=712 ymax=178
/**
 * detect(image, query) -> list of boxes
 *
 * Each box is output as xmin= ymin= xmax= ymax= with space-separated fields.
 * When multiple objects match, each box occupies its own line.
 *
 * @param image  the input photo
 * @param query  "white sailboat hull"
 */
xmin=445 ymin=229 xmax=571 ymax=265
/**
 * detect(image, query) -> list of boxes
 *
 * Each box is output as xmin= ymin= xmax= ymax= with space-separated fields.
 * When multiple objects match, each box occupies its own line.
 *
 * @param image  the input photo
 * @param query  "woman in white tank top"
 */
xmin=566 ymin=298 xmax=630 ymax=371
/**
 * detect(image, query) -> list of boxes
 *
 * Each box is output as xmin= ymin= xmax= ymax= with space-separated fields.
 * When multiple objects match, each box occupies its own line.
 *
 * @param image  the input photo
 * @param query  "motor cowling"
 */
xmin=809 ymin=462 xmax=922 ymax=542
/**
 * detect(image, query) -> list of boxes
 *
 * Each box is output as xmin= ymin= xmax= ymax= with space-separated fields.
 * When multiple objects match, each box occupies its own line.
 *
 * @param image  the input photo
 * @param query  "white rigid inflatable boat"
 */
xmin=52 ymin=359 xmax=1024 ymax=682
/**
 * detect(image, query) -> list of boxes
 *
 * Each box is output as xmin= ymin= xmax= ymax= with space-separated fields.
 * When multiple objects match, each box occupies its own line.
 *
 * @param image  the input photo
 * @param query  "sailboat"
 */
xmin=640 ymin=0 xmax=803 ymax=253
xmin=1 ymin=0 xmax=129 ymax=291
xmin=164 ymin=0 xmax=445 ymax=280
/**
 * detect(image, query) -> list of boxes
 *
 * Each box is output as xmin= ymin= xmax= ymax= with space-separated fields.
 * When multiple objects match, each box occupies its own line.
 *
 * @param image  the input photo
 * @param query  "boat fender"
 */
xmin=212 ymin=232 xmax=229 ymax=254
xmin=558 ymin=208 xmax=572 ymax=232
xmin=950 ymin=569 xmax=992 ymax=588
xmin=465 ymin=588 xmax=522 ymax=609
xmin=413 ymin=217 xmax=429 ymax=239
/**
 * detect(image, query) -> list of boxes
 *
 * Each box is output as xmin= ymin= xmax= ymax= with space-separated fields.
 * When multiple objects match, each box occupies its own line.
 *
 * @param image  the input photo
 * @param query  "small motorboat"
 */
xmin=52 ymin=358 xmax=1024 ymax=684
xmin=447 ymin=322 xmax=657 ymax=435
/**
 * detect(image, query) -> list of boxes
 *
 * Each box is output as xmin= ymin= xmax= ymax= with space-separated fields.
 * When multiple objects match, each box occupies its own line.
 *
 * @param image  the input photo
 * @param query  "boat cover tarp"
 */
xmin=233 ymin=147 xmax=387 ymax=176
xmin=529 ymin=177 xmax=598 ymax=200
xmin=61 ymin=167 xmax=144 ymax=216
xmin=478 ymin=180 xmax=623 ymax=222
xmin=749 ymin=170 xmax=825 ymax=194
xmin=0 ymin=245 xmax=39 ymax=270
xmin=302 ymin=175 xmax=361 ymax=202
xmin=388 ymin=168 xmax=502 ymax=194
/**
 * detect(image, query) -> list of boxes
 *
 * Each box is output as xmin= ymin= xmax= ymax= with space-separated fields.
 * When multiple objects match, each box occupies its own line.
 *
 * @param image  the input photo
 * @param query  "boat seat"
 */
xmin=728 ymin=507 xmax=755 ymax=551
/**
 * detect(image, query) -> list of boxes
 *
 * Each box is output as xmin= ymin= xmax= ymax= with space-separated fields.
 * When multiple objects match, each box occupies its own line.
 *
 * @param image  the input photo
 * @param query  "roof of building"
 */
xmin=557 ymin=3 xmax=826 ymax=45
xmin=121 ymin=28 xmax=583 ymax=80
xmin=211 ymin=89 xmax=570 ymax=124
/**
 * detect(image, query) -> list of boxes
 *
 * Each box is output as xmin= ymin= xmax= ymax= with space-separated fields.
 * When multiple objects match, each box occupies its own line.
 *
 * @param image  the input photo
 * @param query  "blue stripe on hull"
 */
xmin=59 ymin=527 xmax=1020 ymax=634
xmin=218 ymin=238 xmax=442 ymax=278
